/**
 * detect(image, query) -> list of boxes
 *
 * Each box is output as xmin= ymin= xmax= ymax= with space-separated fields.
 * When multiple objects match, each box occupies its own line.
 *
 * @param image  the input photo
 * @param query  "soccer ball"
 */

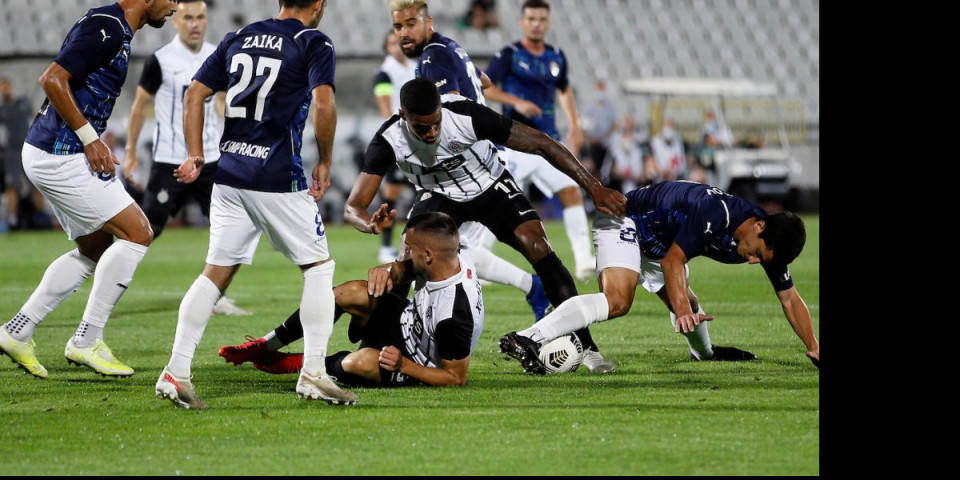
xmin=538 ymin=334 xmax=584 ymax=373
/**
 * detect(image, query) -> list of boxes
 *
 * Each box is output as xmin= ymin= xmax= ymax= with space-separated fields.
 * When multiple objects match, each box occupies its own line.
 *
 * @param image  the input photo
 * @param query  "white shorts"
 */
xmin=593 ymin=213 xmax=687 ymax=294
xmin=21 ymin=143 xmax=133 ymax=240
xmin=206 ymin=184 xmax=329 ymax=266
xmin=503 ymin=148 xmax=577 ymax=197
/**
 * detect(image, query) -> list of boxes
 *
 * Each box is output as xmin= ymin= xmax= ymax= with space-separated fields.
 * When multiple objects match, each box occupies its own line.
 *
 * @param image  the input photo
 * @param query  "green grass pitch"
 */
xmin=0 ymin=219 xmax=819 ymax=475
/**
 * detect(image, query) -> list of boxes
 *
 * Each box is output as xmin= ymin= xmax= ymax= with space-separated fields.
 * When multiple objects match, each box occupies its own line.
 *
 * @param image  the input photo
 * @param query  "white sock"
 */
xmin=72 ymin=321 xmax=104 ymax=348
xmin=81 ymin=240 xmax=148 ymax=330
xmin=563 ymin=205 xmax=593 ymax=268
xmin=519 ymin=293 xmax=609 ymax=344
xmin=9 ymin=249 xmax=96 ymax=340
xmin=670 ymin=308 xmax=714 ymax=360
xmin=479 ymin=226 xmax=497 ymax=250
xmin=467 ymin=246 xmax=533 ymax=294
xmin=169 ymin=275 xmax=221 ymax=378
xmin=301 ymin=261 xmax=336 ymax=376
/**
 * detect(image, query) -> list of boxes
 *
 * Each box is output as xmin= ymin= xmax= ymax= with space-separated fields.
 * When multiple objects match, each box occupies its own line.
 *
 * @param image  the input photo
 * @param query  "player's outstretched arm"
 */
xmin=379 ymin=346 xmax=469 ymax=386
xmin=663 ymin=244 xmax=714 ymax=333
xmin=345 ymin=173 xmax=390 ymax=234
xmin=503 ymin=121 xmax=625 ymax=216
xmin=38 ymin=62 xmax=117 ymax=175
xmin=776 ymin=286 xmax=819 ymax=368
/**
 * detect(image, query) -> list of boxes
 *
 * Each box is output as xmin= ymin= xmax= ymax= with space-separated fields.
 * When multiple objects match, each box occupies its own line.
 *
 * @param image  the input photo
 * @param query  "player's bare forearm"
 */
xmin=38 ymin=63 xmax=89 ymax=131
xmin=183 ymin=80 xmax=213 ymax=158
xmin=662 ymin=246 xmax=693 ymax=318
xmin=505 ymin=122 xmax=601 ymax=193
xmin=344 ymin=173 xmax=384 ymax=234
xmin=398 ymin=355 xmax=469 ymax=387
xmin=376 ymin=95 xmax=393 ymax=119
xmin=777 ymin=287 xmax=819 ymax=353
xmin=125 ymin=87 xmax=153 ymax=154
xmin=312 ymin=85 xmax=336 ymax=170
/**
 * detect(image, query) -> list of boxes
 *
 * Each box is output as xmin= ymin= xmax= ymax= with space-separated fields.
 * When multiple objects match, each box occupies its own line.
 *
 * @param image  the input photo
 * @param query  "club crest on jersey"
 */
xmin=447 ymin=141 xmax=466 ymax=153
xmin=550 ymin=61 xmax=560 ymax=77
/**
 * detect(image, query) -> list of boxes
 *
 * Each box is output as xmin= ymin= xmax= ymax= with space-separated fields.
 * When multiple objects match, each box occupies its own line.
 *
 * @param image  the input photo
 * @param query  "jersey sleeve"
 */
xmin=484 ymin=46 xmax=514 ymax=85
xmin=672 ymin=197 xmax=731 ymax=260
xmin=763 ymin=263 xmax=795 ymax=292
xmin=443 ymin=100 xmax=514 ymax=145
xmin=419 ymin=48 xmax=461 ymax=95
xmin=305 ymin=33 xmax=336 ymax=92
xmin=138 ymin=53 xmax=163 ymax=95
xmin=193 ymin=34 xmax=232 ymax=91
xmin=435 ymin=317 xmax=473 ymax=361
xmin=361 ymin=130 xmax=398 ymax=176
xmin=555 ymin=49 xmax=570 ymax=92
xmin=54 ymin=15 xmax=125 ymax=79
xmin=373 ymin=70 xmax=392 ymax=97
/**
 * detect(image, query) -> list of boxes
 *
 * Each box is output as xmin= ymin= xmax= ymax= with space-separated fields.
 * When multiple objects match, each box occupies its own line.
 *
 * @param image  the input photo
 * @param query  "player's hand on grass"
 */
xmin=367 ymin=264 xmax=393 ymax=297
xmin=174 ymin=156 xmax=204 ymax=183
xmin=589 ymin=186 xmax=627 ymax=217
xmin=379 ymin=346 xmax=404 ymax=372
xmin=806 ymin=350 xmax=819 ymax=369
xmin=84 ymin=140 xmax=119 ymax=177
xmin=309 ymin=162 xmax=331 ymax=201
xmin=674 ymin=313 xmax=715 ymax=334
xmin=515 ymin=100 xmax=543 ymax=118
xmin=368 ymin=203 xmax=397 ymax=234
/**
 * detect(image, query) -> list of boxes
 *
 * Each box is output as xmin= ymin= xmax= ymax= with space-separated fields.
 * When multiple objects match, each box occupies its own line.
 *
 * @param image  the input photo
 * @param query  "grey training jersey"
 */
xmin=362 ymin=95 xmax=514 ymax=202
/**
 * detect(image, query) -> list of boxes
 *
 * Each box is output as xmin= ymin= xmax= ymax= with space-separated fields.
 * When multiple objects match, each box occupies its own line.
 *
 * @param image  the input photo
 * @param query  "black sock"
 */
xmin=532 ymin=253 xmax=599 ymax=351
xmin=326 ymin=350 xmax=379 ymax=388
xmin=380 ymin=200 xmax=397 ymax=248
xmin=274 ymin=309 xmax=304 ymax=346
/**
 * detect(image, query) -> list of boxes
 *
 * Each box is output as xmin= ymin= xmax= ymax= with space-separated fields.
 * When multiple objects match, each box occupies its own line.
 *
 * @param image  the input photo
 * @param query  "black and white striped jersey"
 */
xmin=139 ymin=38 xmax=221 ymax=165
xmin=401 ymin=252 xmax=485 ymax=368
xmin=362 ymin=95 xmax=514 ymax=202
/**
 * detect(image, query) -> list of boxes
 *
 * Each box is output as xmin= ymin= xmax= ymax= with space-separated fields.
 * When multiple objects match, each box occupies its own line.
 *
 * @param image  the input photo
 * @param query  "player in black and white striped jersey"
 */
xmin=221 ymin=212 xmax=485 ymax=387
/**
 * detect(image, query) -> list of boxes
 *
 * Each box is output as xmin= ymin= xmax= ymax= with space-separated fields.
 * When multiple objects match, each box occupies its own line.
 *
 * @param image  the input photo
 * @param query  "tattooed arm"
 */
xmin=504 ymin=121 xmax=626 ymax=216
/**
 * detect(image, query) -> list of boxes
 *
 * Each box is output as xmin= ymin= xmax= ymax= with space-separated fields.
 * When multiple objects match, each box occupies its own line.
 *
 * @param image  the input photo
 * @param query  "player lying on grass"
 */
xmin=221 ymin=212 xmax=484 ymax=387
xmin=500 ymin=181 xmax=820 ymax=374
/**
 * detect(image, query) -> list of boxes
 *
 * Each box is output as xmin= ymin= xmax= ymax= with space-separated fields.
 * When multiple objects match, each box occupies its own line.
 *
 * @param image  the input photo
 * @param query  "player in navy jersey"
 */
xmin=483 ymin=0 xmax=596 ymax=283
xmin=124 ymin=0 xmax=250 ymax=317
xmin=1 ymin=0 xmax=177 ymax=380
xmin=155 ymin=0 xmax=356 ymax=409
xmin=502 ymin=182 xmax=820 ymax=374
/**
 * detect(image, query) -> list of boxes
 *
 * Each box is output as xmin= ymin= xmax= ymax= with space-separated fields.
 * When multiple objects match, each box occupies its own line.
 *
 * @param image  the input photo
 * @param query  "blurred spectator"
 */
xmin=700 ymin=110 xmax=734 ymax=148
xmin=0 ymin=77 xmax=45 ymax=231
xmin=647 ymin=119 xmax=688 ymax=183
xmin=462 ymin=0 xmax=500 ymax=30
xmin=601 ymin=116 xmax=649 ymax=193
xmin=581 ymin=79 xmax=617 ymax=177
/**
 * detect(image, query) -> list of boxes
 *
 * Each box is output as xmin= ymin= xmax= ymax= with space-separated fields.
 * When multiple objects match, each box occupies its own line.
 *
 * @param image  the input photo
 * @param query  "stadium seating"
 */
xmin=0 ymin=0 xmax=819 ymax=122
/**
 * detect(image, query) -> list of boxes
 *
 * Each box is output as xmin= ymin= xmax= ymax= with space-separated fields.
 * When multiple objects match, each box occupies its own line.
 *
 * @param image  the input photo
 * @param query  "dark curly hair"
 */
xmin=758 ymin=212 xmax=806 ymax=266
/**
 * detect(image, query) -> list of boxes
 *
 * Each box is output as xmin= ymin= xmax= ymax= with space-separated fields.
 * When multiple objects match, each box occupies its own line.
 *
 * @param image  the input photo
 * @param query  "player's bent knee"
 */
xmin=604 ymin=290 xmax=634 ymax=319
xmin=342 ymin=349 xmax=381 ymax=381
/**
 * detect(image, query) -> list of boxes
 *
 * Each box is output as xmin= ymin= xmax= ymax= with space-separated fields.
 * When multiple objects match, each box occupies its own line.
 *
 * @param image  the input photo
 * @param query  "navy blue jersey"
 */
xmin=25 ymin=4 xmax=132 ymax=155
xmin=625 ymin=182 xmax=795 ymax=291
xmin=194 ymin=19 xmax=335 ymax=193
xmin=485 ymin=42 xmax=569 ymax=140
xmin=416 ymin=32 xmax=485 ymax=105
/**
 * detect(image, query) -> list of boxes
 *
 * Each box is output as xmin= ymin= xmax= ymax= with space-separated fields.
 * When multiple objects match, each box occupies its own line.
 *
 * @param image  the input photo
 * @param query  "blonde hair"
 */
xmin=389 ymin=0 xmax=428 ymax=13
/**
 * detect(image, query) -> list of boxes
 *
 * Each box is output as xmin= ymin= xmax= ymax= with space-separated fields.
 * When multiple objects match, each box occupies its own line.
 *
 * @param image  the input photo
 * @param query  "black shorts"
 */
xmin=408 ymin=172 xmax=540 ymax=251
xmin=384 ymin=164 xmax=410 ymax=186
xmin=354 ymin=292 xmax=423 ymax=388
xmin=142 ymin=161 xmax=218 ymax=226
